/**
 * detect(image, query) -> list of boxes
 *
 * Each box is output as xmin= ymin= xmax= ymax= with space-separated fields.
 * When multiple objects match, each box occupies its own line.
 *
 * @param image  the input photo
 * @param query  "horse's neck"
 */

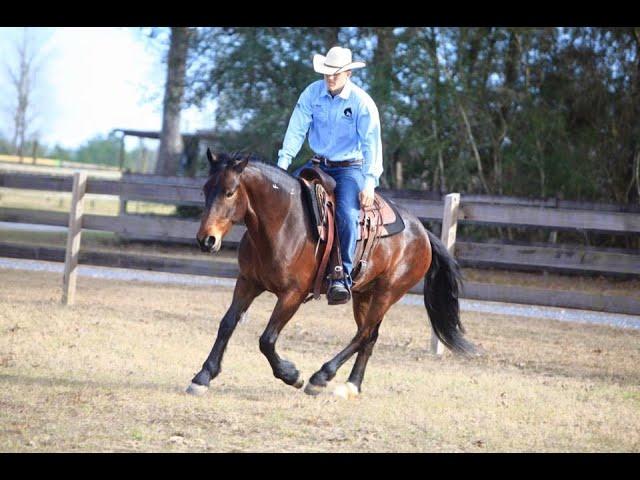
xmin=243 ymin=168 xmax=304 ymax=250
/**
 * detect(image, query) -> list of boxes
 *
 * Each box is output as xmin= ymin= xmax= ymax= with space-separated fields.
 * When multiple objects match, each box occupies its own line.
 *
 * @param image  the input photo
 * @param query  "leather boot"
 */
xmin=327 ymin=280 xmax=351 ymax=305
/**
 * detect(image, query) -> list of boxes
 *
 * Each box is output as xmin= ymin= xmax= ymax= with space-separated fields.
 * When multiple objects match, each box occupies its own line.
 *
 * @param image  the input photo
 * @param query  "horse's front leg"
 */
xmin=187 ymin=276 xmax=263 ymax=396
xmin=259 ymin=290 xmax=307 ymax=389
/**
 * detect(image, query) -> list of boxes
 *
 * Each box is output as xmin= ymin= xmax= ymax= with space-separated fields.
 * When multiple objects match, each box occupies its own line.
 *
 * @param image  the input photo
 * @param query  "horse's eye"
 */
xmin=225 ymin=190 xmax=235 ymax=198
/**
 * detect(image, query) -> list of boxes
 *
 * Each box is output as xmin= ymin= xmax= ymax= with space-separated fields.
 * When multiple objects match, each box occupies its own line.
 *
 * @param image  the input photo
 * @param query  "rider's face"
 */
xmin=324 ymin=71 xmax=351 ymax=95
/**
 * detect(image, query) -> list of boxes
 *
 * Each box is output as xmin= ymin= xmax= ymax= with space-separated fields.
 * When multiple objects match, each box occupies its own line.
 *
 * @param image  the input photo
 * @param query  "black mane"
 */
xmin=212 ymin=151 xmax=301 ymax=191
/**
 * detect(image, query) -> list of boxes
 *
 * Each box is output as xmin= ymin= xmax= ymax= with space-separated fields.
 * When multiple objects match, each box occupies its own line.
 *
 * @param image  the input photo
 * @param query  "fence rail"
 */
xmin=4 ymin=171 xmax=640 ymax=232
xmin=1 ymin=240 xmax=638 ymax=317
xmin=1 ymin=205 xmax=637 ymax=276
xmin=1 ymin=170 xmax=639 ymax=316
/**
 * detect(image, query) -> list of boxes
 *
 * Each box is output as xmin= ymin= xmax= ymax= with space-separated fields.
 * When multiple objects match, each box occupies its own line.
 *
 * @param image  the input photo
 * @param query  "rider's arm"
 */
xmin=356 ymin=98 xmax=383 ymax=193
xmin=277 ymin=86 xmax=313 ymax=170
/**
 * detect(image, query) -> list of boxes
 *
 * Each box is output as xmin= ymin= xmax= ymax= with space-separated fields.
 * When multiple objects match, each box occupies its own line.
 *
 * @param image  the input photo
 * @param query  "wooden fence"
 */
xmin=1 ymin=170 xmax=639 ymax=321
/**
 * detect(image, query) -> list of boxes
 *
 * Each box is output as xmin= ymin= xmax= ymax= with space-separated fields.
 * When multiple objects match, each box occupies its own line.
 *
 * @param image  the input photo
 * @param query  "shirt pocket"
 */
xmin=311 ymin=103 xmax=328 ymax=125
xmin=336 ymin=112 xmax=356 ymax=142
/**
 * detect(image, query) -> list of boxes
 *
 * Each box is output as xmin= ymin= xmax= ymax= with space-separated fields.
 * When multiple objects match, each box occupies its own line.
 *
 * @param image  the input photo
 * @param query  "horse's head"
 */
xmin=196 ymin=149 xmax=250 ymax=253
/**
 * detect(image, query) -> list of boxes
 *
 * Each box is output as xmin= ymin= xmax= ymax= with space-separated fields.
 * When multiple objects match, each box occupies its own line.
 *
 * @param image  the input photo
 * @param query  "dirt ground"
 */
xmin=0 ymin=268 xmax=638 ymax=452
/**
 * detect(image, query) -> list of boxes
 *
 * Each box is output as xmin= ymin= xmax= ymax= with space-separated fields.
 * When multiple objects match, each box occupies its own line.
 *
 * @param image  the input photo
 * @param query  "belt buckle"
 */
xmin=312 ymin=155 xmax=327 ymax=167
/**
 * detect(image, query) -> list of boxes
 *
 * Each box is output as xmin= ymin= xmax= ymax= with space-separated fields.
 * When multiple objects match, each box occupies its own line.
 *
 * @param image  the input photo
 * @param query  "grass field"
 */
xmin=0 ymin=157 xmax=121 ymax=176
xmin=0 ymin=268 xmax=638 ymax=452
xmin=0 ymin=187 xmax=176 ymax=217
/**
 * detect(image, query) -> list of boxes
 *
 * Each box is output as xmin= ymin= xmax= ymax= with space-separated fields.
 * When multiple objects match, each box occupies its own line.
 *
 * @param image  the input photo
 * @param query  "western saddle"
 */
xmin=298 ymin=165 xmax=405 ymax=303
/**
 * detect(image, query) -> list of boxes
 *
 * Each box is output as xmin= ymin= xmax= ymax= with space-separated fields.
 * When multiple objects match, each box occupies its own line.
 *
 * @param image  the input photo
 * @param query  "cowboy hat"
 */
xmin=313 ymin=46 xmax=366 ymax=75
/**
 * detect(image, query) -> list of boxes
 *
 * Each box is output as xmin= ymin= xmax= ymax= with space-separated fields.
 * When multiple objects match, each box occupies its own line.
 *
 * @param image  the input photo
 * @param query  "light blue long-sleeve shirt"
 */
xmin=277 ymin=78 xmax=383 ymax=192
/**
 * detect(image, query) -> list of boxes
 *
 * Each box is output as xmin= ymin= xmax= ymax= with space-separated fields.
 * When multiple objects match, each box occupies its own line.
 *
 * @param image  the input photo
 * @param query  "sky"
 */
xmin=0 ymin=27 xmax=216 ymax=150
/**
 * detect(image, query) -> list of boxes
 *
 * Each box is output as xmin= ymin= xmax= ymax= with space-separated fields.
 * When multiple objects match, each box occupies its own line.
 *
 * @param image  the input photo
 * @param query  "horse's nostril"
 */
xmin=204 ymin=236 xmax=215 ymax=248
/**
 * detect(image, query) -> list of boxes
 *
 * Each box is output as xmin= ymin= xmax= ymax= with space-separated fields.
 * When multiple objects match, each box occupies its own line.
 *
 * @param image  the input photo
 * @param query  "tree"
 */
xmin=156 ymin=27 xmax=194 ymax=176
xmin=46 ymin=144 xmax=74 ymax=162
xmin=74 ymin=132 xmax=122 ymax=166
xmin=180 ymin=27 xmax=639 ymax=211
xmin=185 ymin=27 xmax=345 ymax=168
xmin=4 ymin=28 xmax=43 ymax=161
xmin=0 ymin=134 xmax=12 ymax=154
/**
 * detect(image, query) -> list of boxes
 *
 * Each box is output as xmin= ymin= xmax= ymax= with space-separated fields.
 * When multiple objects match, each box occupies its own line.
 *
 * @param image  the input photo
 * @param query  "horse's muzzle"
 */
xmin=197 ymin=235 xmax=221 ymax=253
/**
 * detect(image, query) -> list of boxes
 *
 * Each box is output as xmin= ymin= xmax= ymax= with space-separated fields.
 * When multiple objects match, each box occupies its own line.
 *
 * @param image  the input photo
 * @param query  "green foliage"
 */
xmin=36 ymin=133 xmax=149 ymax=171
xmin=186 ymin=28 xmax=343 ymax=162
xmin=46 ymin=144 xmax=74 ymax=162
xmin=183 ymin=27 xmax=640 ymax=207
xmin=0 ymin=134 xmax=12 ymax=155
xmin=73 ymin=132 xmax=121 ymax=167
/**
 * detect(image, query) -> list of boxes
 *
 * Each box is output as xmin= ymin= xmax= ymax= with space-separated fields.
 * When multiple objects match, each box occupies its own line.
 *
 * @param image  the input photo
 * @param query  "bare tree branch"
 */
xmin=458 ymin=102 xmax=491 ymax=194
xmin=626 ymin=150 xmax=640 ymax=201
xmin=428 ymin=31 xmax=492 ymax=195
xmin=5 ymin=28 xmax=44 ymax=158
xmin=636 ymin=151 xmax=640 ymax=200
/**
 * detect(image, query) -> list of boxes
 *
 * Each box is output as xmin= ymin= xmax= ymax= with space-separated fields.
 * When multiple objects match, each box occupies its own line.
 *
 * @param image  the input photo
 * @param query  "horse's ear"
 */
xmin=232 ymin=154 xmax=250 ymax=173
xmin=206 ymin=148 xmax=219 ymax=168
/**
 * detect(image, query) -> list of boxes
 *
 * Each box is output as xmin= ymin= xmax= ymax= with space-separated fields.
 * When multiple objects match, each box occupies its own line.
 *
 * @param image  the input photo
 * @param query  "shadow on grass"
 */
xmin=0 ymin=373 xmax=184 ymax=395
xmin=0 ymin=372 xmax=302 ymax=402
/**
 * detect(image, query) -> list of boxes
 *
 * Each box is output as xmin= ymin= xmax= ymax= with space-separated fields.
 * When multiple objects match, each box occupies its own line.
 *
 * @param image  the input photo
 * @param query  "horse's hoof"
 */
xmin=333 ymin=382 xmax=359 ymax=400
xmin=186 ymin=382 xmax=209 ymax=396
xmin=293 ymin=375 xmax=305 ymax=389
xmin=304 ymin=382 xmax=325 ymax=396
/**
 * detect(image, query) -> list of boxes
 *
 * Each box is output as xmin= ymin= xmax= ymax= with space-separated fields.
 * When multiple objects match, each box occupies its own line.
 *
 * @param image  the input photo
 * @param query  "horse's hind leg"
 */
xmin=187 ymin=275 xmax=263 ymax=396
xmin=331 ymin=289 xmax=376 ymax=398
xmin=335 ymin=322 xmax=381 ymax=398
xmin=305 ymin=288 xmax=395 ymax=396
xmin=259 ymin=290 xmax=307 ymax=389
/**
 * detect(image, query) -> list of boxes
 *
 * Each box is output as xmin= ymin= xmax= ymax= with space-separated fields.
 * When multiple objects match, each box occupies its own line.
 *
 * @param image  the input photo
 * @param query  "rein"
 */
xmin=303 ymin=187 xmax=336 ymax=304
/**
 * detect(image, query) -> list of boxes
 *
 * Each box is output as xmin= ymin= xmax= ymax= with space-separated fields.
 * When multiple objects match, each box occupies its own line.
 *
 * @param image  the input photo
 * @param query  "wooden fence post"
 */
xmin=118 ymin=133 xmax=126 ymax=171
xmin=32 ymin=140 xmax=38 ymax=164
xmin=119 ymin=196 xmax=127 ymax=216
xmin=62 ymin=171 xmax=87 ymax=305
xmin=430 ymin=192 xmax=461 ymax=355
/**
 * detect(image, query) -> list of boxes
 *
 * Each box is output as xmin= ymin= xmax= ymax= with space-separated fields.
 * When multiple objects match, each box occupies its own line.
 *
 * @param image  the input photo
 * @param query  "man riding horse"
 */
xmin=277 ymin=46 xmax=383 ymax=305
xmin=189 ymin=47 xmax=477 ymax=399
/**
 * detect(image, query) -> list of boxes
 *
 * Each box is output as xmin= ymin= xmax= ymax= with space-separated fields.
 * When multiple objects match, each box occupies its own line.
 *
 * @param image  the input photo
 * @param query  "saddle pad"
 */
xmin=300 ymin=178 xmax=325 ymax=241
xmin=300 ymin=179 xmax=405 ymax=241
xmin=357 ymin=192 xmax=405 ymax=241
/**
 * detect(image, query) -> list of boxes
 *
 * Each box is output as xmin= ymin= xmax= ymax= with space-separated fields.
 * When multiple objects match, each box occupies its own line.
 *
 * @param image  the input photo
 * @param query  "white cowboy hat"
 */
xmin=313 ymin=46 xmax=366 ymax=75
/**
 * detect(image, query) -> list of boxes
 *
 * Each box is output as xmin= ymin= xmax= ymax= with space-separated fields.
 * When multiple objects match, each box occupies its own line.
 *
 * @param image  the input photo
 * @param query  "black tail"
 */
xmin=424 ymin=230 xmax=477 ymax=356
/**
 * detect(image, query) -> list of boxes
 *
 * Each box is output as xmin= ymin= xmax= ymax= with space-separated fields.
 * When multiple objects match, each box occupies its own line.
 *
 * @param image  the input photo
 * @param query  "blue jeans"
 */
xmin=294 ymin=160 xmax=364 ymax=288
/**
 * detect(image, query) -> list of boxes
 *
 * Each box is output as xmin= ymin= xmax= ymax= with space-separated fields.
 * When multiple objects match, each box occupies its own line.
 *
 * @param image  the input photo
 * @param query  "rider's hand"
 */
xmin=359 ymin=185 xmax=375 ymax=208
xmin=277 ymin=156 xmax=290 ymax=171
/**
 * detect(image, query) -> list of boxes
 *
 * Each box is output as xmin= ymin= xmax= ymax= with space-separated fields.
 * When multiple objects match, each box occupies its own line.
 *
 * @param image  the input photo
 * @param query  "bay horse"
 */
xmin=187 ymin=150 xmax=477 ymax=398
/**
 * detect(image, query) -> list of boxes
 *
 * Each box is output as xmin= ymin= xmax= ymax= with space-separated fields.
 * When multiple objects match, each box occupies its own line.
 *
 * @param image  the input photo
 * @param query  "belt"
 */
xmin=312 ymin=155 xmax=362 ymax=168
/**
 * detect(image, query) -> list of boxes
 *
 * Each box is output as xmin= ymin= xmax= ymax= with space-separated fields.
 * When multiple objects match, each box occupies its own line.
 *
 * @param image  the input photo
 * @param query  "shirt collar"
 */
xmin=321 ymin=78 xmax=353 ymax=100
xmin=338 ymin=79 xmax=353 ymax=99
